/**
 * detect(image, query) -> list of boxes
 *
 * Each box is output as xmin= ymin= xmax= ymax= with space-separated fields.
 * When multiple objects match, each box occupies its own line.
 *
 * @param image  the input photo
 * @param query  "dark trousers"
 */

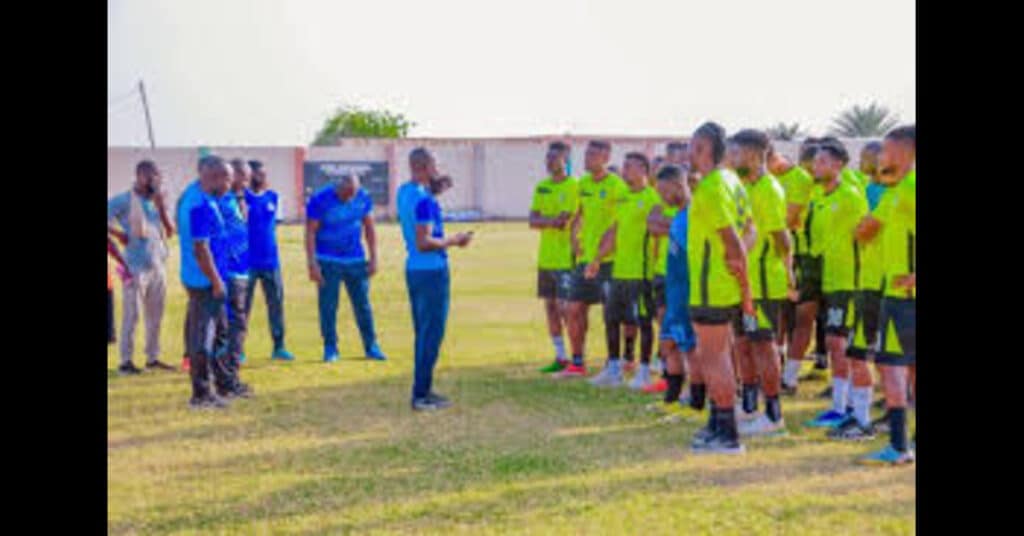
xmin=245 ymin=268 xmax=286 ymax=349
xmin=224 ymin=276 xmax=249 ymax=379
xmin=185 ymin=287 xmax=235 ymax=399
xmin=406 ymin=268 xmax=450 ymax=401
xmin=318 ymin=260 xmax=379 ymax=353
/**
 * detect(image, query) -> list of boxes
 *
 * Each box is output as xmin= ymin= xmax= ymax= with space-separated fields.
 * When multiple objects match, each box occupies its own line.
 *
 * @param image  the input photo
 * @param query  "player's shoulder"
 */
xmin=108 ymin=190 xmax=130 ymax=209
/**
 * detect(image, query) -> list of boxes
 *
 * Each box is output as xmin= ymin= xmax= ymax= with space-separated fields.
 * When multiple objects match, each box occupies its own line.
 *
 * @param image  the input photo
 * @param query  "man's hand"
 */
xmin=367 ymin=258 xmax=378 ymax=277
xmin=212 ymin=278 xmax=226 ymax=299
xmin=309 ymin=263 xmax=324 ymax=286
xmin=553 ymin=213 xmax=570 ymax=229
xmin=450 ymin=232 xmax=473 ymax=248
xmin=584 ymin=260 xmax=601 ymax=280
xmin=892 ymin=273 xmax=916 ymax=290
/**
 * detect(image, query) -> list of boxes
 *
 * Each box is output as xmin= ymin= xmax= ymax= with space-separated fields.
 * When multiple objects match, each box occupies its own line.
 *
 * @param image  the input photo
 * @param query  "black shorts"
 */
xmin=846 ymin=290 xmax=882 ymax=360
xmin=734 ymin=299 xmax=783 ymax=342
xmin=537 ymin=269 xmax=571 ymax=300
xmin=822 ymin=291 xmax=855 ymax=337
xmin=796 ymin=255 xmax=823 ymax=304
xmin=876 ymin=297 xmax=916 ymax=366
xmin=690 ymin=305 xmax=739 ymax=327
xmin=605 ymin=279 xmax=654 ymax=325
xmin=568 ymin=262 xmax=612 ymax=305
xmin=781 ymin=299 xmax=797 ymax=339
xmin=107 ymin=288 xmax=115 ymax=344
xmin=651 ymin=275 xmax=667 ymax=309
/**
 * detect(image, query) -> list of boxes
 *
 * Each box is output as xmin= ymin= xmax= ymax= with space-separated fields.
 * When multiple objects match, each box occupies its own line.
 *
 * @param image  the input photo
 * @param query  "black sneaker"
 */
xmin=412 ymin=397 xmax=442 ymax=411
xmin=691 ymin=426 xmax=715 ymax=447
xmin=691 ymin=431 xmax=745 ymax=455
xmin=218 ymin=383 xmax=253 ymax=399
xmin=146 ymin=360 xmax=176 ymax=371
xmin=817 ymin=385 xmax=833 ymax=399
xmin=828 ymin=418 xmax=876 ymax=441
xmin=118 ymin=363 xmax=143 ymax=375
xmin=426 ymin=392 xmax=453 ymax=409
xmin=189 ymin=395 xmax=230 ymax=410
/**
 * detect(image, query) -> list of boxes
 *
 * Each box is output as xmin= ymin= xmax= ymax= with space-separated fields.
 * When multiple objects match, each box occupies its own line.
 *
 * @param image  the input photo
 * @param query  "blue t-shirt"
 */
xmin=189 ymin=194 xmax=231 ymax=287
xmin=107 ymin=191 xmax=169 ymax=274
xmin=866 ymin=182 xmax=886 ymax=211
xmin=217 ymin=193 xmax=250 ymax=278
xmin=665 ymin=207 xmax=690 ymax=301
xmin=397 ymin=181 xmax=447 ymax=271
xmin=176 ymin=180 xmax=210 ymax=288
xmin=245 ymin=189 xmax=281 ymax=270
xmin=306 ymin=185 xmax=373 ymax=264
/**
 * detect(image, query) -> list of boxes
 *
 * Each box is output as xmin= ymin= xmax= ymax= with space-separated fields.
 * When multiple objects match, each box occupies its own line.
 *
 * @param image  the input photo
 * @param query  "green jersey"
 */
xmin=530 ymin=176 xmax=580 ymax=270
xmin=746 ymin=174 xmax=789 ymax=300
xmin=874 ymin=170 xmax=916 ymax=299
xmin=612 ymin=185 xmax=662 ymax=280
xmin=577 ymin=172 xmax=628 ymax=264
xmin=818 ymin=182 xmax=869 ymax=293
xmin=778 ymin=165 xmax=815 ymax=257
xmin=651 ymin=203 xmax=679 ymax=278
xmin=689 ymin=168 xmax=742 ymax=308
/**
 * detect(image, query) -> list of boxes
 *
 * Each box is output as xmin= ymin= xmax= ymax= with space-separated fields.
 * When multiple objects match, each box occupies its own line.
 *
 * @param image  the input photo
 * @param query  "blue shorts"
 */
xmin=660 ymin=284 xmax=696 ymax=352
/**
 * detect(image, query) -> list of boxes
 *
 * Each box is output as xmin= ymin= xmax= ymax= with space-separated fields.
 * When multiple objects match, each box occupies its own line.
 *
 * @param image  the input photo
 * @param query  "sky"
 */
xmin=108 ymin=0 xmax=915 ymax=147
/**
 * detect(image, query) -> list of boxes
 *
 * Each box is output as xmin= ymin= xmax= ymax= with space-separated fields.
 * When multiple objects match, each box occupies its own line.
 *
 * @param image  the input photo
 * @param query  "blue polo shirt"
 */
xmin=245 ymin=189 xmax=281 ymax=270
xmin=866 ymin=182 xmax=886 ymax=211
xmin=189 ymin=193 xmax=231 ymax=286
xmin=306 ymin=185 xmax=373 ymax=264
xmin=665 ymin=206 xmax=689 ymax=296
xmin=176 ymin=180 xmax=210 ymax=288
xmin=217 ymin=193 xmax=250 ymax=279
xmin=397 ymin=181 xmax=447 ymax=271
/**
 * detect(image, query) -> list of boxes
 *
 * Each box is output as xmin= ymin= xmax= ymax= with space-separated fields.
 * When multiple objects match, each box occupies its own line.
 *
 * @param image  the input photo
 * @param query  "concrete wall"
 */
xmin=108 ymin=136 xmax=873 ymax=221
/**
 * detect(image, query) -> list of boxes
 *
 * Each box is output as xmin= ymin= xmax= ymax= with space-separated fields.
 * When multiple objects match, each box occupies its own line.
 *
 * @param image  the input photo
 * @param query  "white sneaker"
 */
xmin=628 ymin=365 xmax=652 ymax=390
xmin=588 ymin=363 xmax=623 ymax=387
xmin=735 ymin=406 xmax=759 ymax=422
xmin=738 ymin=414 xmax=787 ymax=437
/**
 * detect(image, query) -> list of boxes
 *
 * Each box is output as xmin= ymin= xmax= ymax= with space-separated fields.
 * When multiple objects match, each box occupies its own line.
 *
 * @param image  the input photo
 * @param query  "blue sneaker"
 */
xmin=323 ymin=346 xmax=340 ymax=363
xmin=858 ymin=444 xmax=915 ymax=466
xmin=804 ymin=409 xmax=848 ymax=428
xmin=272 ymin=347 xmax=295 ymax=361
xmin=365 ymin=344 xmax=387 ymax=361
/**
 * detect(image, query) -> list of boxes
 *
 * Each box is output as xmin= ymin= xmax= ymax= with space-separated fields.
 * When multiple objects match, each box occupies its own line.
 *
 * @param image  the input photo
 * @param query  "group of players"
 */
xmin=528 ymin=123 xmax=916 ymax=464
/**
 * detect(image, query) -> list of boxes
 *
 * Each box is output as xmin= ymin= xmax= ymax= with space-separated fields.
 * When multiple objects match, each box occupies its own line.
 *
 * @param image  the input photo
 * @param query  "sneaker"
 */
xmin=118 ymin=363 xmax=142 ymax=376
xmin=588 ymin=363 xmax=624 ymax=387
xmin=828 ymin=418 xmax=876 ymax=441
xmin=649 ymin=359 xmax=663 ymax=375
xmin=677 ymin=392 xmax=692 ymax=407
xmin=145 ymin=360 xmax=176 ymax=371
xmin=692 ymin=425 xmax=715 ymax=446
xmin=426 ymin=392 xmax=453 ymax=409
xmin=858 ymin=445 xmax=914 ymax=466
xmin=691 ymin=431 xmax=745 ymax=455
xmin=554 ymin=363 xmax=587 ymax=378
xmin=323 ymin=346 xmax=340 ymax=363
xmin=817 ymin=385 xmax=833 ymax=399
xmin=219 ymin=383 xmax=254 ymax=400
xmin=628 ymin=365 xmax=652 ymax=391
xmin=738 ymin=414 xmax=787 ymax=437
xmin=412 ymin=397 xmax=447 ymax=411
xmin=622 ymin=361 xmax=637 ymax=374
xmin=181 ymin=356 xmax=191 ymax=372
xmin=539 ymin=359 xmax=568 ymax=374
xmin=272 ymin=347 xmax=296 ymax=361
xmin=365 ymin=344 xmax=388 ymax=361
xmin=735 ymin=406 xmax=759 ymax=423
xmin=804 ymin=409 xmax=848 ymax=428
xmin=642 ymin=377 xmax=668 ymax=394
xmin=189 ymin=394 xmax=230 ymax=410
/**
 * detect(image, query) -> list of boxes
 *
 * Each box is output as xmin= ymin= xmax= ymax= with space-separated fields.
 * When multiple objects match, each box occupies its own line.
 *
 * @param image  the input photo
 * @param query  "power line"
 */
xmin=107 ymin=87 xmax=138 ymax=108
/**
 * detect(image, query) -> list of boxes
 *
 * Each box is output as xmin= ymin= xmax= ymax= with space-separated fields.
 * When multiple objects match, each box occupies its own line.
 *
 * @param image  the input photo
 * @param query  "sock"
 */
xmin=639 ymin=323 xmax=653 ymax=364
xmin=572 ymin=354 xmax=583 ymax=367
xmin=831 ymin=377 xmax=850 ymax=414
xmin=606 ymin=324 xmax=621 ymax=362
xmin=741 ymin=384 xmax=759 ymax=414
xmin=706 ymin=401 xmax=718 ymax=433
xmin=889 ymin=407 xmax=907 ymax=452
xmin=690 ymin=383 xmax=707 ymax=411
xmin=552 ymin=336 xmax=567 ymax=361
xmin=850 ymin=386 xmax=872 ymax=427
xmin=665 ymin=374 xmax=683 ymax=403
xmin=624 ymin=336 xmax=636 ymax=362
xmin=783 ymin=359 xmax=801 ymax=386
xmin=765 ymin=395 xmax=782 ymax=422
xmin=715 ymin=406 xmax=739 ymax=442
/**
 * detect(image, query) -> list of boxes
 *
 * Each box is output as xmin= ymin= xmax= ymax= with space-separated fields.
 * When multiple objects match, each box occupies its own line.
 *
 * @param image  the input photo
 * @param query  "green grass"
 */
xmin=108 ymin=222 xmax=915 ymax=535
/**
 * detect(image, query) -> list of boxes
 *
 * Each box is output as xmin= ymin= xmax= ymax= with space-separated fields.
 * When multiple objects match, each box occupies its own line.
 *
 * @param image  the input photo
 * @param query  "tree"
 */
xmin=829 ymin=102 xmax=900 ymax=137
xmin=765 ymin=122 xmax=805 ymax=141
xmin=312 ymin=106 xmax=414 ymax=145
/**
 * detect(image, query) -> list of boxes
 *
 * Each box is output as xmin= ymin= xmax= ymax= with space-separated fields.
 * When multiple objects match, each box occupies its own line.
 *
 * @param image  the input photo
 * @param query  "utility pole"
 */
xmin=138 ymin=79 xmax=156 ymax=149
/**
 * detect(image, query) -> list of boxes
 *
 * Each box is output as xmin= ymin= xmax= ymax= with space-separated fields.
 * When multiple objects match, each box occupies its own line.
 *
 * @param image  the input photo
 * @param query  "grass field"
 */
xmin=107 ymin=222 xmax=915 ymax=535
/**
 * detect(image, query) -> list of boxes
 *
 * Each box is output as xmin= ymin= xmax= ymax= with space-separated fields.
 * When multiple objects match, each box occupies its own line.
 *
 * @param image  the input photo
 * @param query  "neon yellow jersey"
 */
xmin=577 ymin=172 xmax=628 ymax=264
xmin=530 ymin=176 xmax=579 ymax=270
xmin=842 ymin=167 xmax=867 ymax=196
xmin=746 ymin=174 xmax=789 ymax=300
xmin=651 ymin=203 xmax=679 ymax=277
xmin=874 ymin=170 xmax=916 ymax=299
xmin=818 ymin=182 xmax=869 ymax=293
xmin=778 ymin=165 xmax=815 ymax=256
xmin=612 ymin=185 xmax=662 ymax=280
xmin=720 ymin=169 xmax=751 ymax=231
xmin=804 ymin=183 xmax=828 ymax=257
xmin=688 ymin=168 xmax=741 ymax=308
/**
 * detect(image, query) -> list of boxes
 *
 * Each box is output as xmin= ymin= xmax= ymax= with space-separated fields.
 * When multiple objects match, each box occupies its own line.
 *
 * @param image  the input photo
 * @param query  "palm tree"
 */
xmin=765 ymin=122 xmax=805 ymax=141
xmin=829 ymin=103 xmax=900 ymax=137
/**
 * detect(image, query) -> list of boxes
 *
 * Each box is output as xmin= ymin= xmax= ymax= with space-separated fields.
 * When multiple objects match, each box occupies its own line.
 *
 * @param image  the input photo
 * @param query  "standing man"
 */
xmin=529 ymin=142 xmax=579 ymax=373
xmin=397 ymin=147 xmax=473 ymax=411
xmin=216 ymin=160 xmax=253 ymax=379
xmin=305 ymin=174 xmax=386 ymax=363
xmin=558 ymin=140 xmax=628 ymax=379
xmin=244 ymin=160 xmax=294 ymax=360
xmin=107 ymin=160 xmax=175 ymax=374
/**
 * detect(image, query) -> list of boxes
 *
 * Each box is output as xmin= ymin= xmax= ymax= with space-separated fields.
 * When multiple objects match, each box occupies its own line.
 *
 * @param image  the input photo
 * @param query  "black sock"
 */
xmin=765 ymin=395 xmax=782 ymax=422
xmin=665 ymin=374 xmax=683 ymax=404
xmin=890 ymin=407 xmax=907 ymax=452
xmin=715 ymin=406 xmax=739 ymax=442
xmin=572 ymin=354 xmax=583 ymax=367
xmin=624 ymin=335 xmax=636 ymax=362
xmin=690 ymin=383 xmax=706 ymax=410
xmin=606 ymin=324 xmax=621 ymax=361
xmin=707 ymin=401 xmax=718 ymax=432
xmin=639 ymin=322 xmax=653 ymax=364
xmin=742 ymin=384 xmax=759 ymax=414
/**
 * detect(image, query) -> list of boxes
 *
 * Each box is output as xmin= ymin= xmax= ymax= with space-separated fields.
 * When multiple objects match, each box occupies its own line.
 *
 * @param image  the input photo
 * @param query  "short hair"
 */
xmin=729 ymin=129 xmax=770 ymax=152
xmin=197 ymin=154 xmax=224 ymax=173
xmin=817 ymin=137 xmax=850 ymax=164
xmin=548 ymin=141 xmax=570 ymax=154
xmin=885 ymin=125 xmax=916 ymax=149
xmin=229 ymin=158 xmax=249 ymax=172
xmin=409 ymin=147 xmax=433 ymax=168
xmin=136 ymin=159 xmax=158 ymax=175
xmin=801 ymin=136 xmax=821 ymax=147
xmin=248 ymin=159 xmax=264 ymax=172
xmin=656 ymin=164 xmax=683 ymax=182
xmin=693 ymin=121 xmax=727 ymax=164
xmin=587 ymin=140 xmax=611 ymax=152
xmin=666 ymin=141 xmax=687 ymax=153
xmin=799 ymin=144 xmax=819 ymax=163
xmin=625 ymin=152 xmax=650 ymax=173
xmin=862 ymin=141 xmax=883 ymax=154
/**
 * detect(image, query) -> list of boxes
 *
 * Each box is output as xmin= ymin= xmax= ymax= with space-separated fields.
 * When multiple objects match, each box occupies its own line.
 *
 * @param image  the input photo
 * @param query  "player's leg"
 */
xmin=739 ymin=300 xmax=786 ymax=436
xmin=832 ymin=291 xmax=878 ymax=440
xmin=538 ymin=270 xmax=569 ymax=372
xmin=558 ymin=265 xmax=593 ymax=378
xmin=860 ymin=298 xmax=915 ymax=465
xmin=783 ymin=300 xmax=818 ymax=393
xmin=591 ymin=279 xmax=626 ymax=386
xmin=807 ymin=293 xmax=853 ymax=427
xmin=690 ymin=315 xmax=744 ymax=454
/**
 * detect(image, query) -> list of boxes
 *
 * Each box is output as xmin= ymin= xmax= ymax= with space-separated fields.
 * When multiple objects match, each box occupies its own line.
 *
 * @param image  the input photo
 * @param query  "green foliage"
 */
xmin=829 ymin=103 xmax=900 ymax=137
xmin=765 ymin=123 xmax=805 ymax=141
xmin=313 ymin=106 xmax=414 ymax=145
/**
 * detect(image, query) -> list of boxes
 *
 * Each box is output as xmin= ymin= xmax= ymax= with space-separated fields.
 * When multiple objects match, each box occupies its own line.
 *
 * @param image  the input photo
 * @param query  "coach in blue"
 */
xmin=305 ymin=174 xmax=386 ymax=363
xmin=397 ymin=148 xmax=473 ymax=411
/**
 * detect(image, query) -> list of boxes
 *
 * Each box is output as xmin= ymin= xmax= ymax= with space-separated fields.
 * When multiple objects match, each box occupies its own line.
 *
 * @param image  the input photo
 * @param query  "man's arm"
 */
xmin=585 ymin=225 xmax=616 ymax=278
xmin=785 ymin=203 xmax=804 ymax=231
xmin=193 ymin=240 xmax=225 ymax=298
xmin=152 ymin=190 xmax=175 ymax=237
xmin=855 ymin=215 xmax=882 ymax=243
xmin=771 ymin=229 xmax=797 ymax=298
xmin=415 ymin=225 xmax=470 ymax=251
xmin=107 ymin=236 xmax=129 ymax=273
xmin=305 ymin=219 xmax=323 ymax=285
xmin=529 ymin=210 xmax=563 ymax=230
xmin=742 ymin=218 xmax=757 ymax=253
xmin=569 ymin=210 xmax=582 ymax=258
xmin=720 ymin=226 xmax=754 ymax=314
xmin=363 ymin=215 xmax=378 ymax=277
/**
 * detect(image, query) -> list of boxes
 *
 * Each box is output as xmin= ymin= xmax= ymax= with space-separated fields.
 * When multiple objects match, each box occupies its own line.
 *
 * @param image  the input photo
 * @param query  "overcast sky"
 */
xmin=108 ymin=0 xmax=915 ymax=146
